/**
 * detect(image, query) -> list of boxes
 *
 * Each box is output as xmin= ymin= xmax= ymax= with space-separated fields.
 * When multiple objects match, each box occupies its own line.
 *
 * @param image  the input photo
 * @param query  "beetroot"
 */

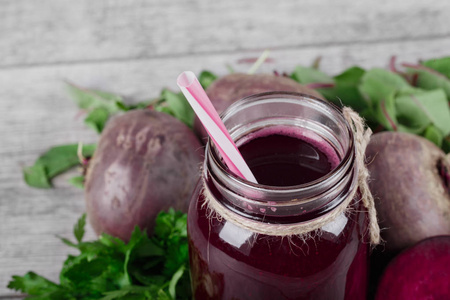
xmin=194 ymin=73 xmax=324 ymax=141
xmin=366 ymin=132 xmax=450 ymax=252
xmin=85 ymin=110 xmax=203 ymax=241
xmin=375 ymin=235 xmax=450 ymax=300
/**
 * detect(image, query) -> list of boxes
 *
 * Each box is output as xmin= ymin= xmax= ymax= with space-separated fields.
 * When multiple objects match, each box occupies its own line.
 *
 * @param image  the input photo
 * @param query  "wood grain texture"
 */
xmin=1 ymin=0 xmax=450 ymax=67
xmin=2 ymin=0 xmax=450 ymax=297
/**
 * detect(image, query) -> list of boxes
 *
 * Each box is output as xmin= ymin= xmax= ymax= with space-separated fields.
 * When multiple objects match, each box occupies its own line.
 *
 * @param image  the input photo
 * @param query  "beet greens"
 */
xmin=289 ymin=56 xmax=450 ymax=153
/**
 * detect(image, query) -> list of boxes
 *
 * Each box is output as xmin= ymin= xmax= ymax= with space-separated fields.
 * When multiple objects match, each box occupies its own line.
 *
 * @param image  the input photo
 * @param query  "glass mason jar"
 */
xmin=188 ymin=92 xmax=368 ymax=300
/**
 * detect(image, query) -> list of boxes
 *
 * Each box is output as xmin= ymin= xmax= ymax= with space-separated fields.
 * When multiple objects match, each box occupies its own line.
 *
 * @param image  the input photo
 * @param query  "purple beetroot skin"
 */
xmin=376 ymin=235 xmax=450 ymax=300
xmin=85 ymin=109 xmax=203 ymax=241
xmin=366 ymin=132 xmax=450 ymax=252
xmin=194 ymin=73 xmax=324 ymax=142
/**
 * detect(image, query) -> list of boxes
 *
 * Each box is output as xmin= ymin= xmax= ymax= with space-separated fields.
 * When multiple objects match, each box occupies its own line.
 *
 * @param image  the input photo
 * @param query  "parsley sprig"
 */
xmin=8 ymin=209 xmax=190 ymax=300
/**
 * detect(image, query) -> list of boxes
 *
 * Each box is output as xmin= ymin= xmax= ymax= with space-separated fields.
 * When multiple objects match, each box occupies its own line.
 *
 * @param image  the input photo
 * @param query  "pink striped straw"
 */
xmin=177 ymin=71 xmax=257 ymax=184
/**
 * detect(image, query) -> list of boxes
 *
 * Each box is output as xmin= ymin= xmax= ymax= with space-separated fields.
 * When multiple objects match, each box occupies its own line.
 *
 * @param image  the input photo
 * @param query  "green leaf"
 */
xmin=322 ymin=66 xmax=367 ymax=110
xmin=161 ymin=89 xmax=195 ymax=128
xmin=67 ymin=83 xmax=124 ymax=114
xmin=174 ymin=215 xmax=188 ymax=238
xmin=198 ymin=70 xmax=218 ymax=89
xmin=100 ymin=283 xmax=160 ymax=299
xmin=42 ymin=144 xmax=96 ymax=178
xmin=152 ymin=210 xmax=189 ymax=279
xmin=115 ymin=101 xmax=131 ymax=111
xmin=67 ymin=83 xmax=130 ymax=133
xmin=8 ymin=272 xmax=60 ymax=295
xmin=98 ymin=233 xmax=127 ymax=252
xmin=359 ymin=68 xmax=412 ymax=107
xmin=74 ymin=214 xmax=86 ymax=243
xmin=408 ymin=67 xmax=450 ymax=98
xmin=291 ymin=65 xmax=334 ymax=85
xmin=157 ymin=290 xmax=172 ymax=300
xmin=424 ymin=125 xmax=443 ymax=147
xmin=77 ymin=240 xmax=109 ymax=256
xmin=395 ymin=90 xmax=433 ymax=134
xmin=395 ymin=89 xmax=450 ymax=135
xmin=419 ymin=70 xmax=450 ymax=93
xmin=23 ymin=144 xmax=96 ymax=188
xmin=60 ymin=238 xmax=78 ymax=249
xmin=164 ymin=236 xmax=189 ymax=275
xmin=358 ymin=68 xmax=416 ymax=131
xmin=91 ymin=90 xmax=124 ymax=104
xmin=127 ymin=100 xmax=153 ymax=110
xmin=154 ymin=105 xmax=174 ymax=116
xmin=59 ymin=249 xmax=125 ymax=293
xmin=154 ymin=209 xmax=177 ymax=239
xmin=68 ymin=175 xmax=85 ymax=189
xmin=127 ymin=226 xmax=146 ymax=248
xmin=9 ymin=208 xmax=191 ymax=299
xmin=133 ymin=238 xmax=165 ymax=258
xmin=422 ymin=56 xmax=450 ymax=78
xmin=123 ymin=227 xmax=145 ymax=286
xmin=372 ymin=92 xmax=399 ymax=131
xmin=84 ymin=107 xmax=110 ymax=133
xmin=64 ymin=257 xmax=108 ymax=281
xmin=334 ymin=67 xmax=366 ymax=85
xmin=23 ymin=163 xmax=51 ymax=188
xmin=100 ymin=289 xmax=130 ymax=300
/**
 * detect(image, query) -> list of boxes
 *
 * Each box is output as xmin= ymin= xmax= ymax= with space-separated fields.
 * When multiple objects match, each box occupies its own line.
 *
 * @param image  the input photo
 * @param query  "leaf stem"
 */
xmin=401 ymin=63 xmax=448 ymax=79
xmin=306 ymin=83 xmax=335 ymax=89
xmin=247 ymin=50 xmax=271 ymax=75
xmin=381 ymin=100 xmax=397 ymax=131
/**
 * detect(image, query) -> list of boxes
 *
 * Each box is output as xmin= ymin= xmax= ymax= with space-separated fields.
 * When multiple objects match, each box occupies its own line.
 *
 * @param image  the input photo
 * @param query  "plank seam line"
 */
xmin=0 ymin=34 xmax=449 ymax=71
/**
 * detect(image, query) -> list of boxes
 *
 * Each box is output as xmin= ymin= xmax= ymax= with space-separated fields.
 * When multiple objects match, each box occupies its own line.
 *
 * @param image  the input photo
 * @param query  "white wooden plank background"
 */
xmin=1 ymin=0 xmax=450 ymax=297
xmin=2 ymin=0 xmax=450 ymax=68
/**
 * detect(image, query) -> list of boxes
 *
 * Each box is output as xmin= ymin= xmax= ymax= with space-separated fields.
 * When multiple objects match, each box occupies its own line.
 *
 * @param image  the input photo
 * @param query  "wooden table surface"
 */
xmin=1 ymin=0 xmax=450 ymax=298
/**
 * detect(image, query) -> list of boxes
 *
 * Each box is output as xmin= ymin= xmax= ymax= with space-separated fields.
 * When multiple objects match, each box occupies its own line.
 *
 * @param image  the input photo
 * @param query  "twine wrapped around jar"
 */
xmin=201 ymin=107 xmax=381 ymax=245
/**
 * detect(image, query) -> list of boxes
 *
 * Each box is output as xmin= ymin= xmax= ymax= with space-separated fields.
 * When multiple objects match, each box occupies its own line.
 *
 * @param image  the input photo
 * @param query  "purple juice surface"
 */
xmin=188 ymin=128 xmax=368 ymax=300
xmin=238 ymin=133 xmax=336 ymax=186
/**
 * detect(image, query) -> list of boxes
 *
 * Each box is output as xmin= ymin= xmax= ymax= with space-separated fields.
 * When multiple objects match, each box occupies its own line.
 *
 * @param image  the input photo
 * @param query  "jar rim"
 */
xmin=207 ymin=91 xmax=355 ymax=195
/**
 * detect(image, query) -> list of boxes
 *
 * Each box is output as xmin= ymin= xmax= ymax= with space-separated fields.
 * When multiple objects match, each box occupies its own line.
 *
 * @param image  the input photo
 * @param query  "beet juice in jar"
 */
xmin=188 ymin=92 xmax=369 ymax=300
